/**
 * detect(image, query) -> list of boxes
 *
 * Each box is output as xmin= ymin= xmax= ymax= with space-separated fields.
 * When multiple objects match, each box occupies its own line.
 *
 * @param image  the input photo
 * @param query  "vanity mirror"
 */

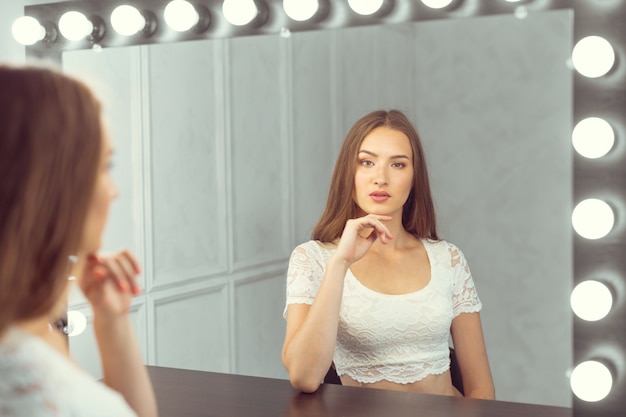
xmin=20 ymin=0 xmax=580 ymax=409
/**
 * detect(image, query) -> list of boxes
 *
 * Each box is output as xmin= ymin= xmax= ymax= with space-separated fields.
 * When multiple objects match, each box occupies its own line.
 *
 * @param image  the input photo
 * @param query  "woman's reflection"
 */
xmin=281 ymin=110 xmax=495 ymax=399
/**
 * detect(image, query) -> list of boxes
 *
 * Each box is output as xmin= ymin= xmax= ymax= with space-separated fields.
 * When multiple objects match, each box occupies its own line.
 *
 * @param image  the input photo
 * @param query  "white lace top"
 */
xmin=285 ymin=238 xmax=482 ymax=384
xmin=0 ymin=327 xmax=137 ymax=417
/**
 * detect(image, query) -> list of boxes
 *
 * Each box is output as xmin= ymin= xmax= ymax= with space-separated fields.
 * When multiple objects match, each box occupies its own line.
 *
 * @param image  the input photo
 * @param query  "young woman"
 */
xmin=0 ymin=65 xmax=157 ymax=416
xmin=282 ymin=110 xmax=495 ymax=399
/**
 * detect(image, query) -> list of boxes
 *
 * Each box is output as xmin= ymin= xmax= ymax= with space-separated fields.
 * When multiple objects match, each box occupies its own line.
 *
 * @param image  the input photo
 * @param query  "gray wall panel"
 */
xmin=235 ymin=274 xmax=287 ymax=378
xmin=149 ymin=42 xmax=228 ymax=285
xmin=229 ymin=36 xmax=292 ymax=269
xmin=154 ymin=286 xmax=230 ymax=372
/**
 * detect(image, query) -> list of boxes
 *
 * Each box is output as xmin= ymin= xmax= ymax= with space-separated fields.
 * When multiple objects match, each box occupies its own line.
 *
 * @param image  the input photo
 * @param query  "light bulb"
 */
xmin=421 ymin=0 xmax=454 ymax=9
xmin=283 ymin=0 xmax=319 ymax=21
xmin=223 ymin=0 xmax=258 ymax=26
xmin=514 ymin=6 xmax=528 ymax=19
xmin=66 ymin=310 xmax=87 ymax=337
xmin=59 ymin=11 xmax=93 ymax=41
xmin=572 ymin=198 xmax=614 ymax=240
xmin=348 ymin=0 xmax=385 ymax=15
xmin=572 ymin=117 xmax=615 ymax=159
xmin=572 ymin=36 xmax=615 ymax=78
xmin=12 ymin=16 xmax=45 ymax=45
xmin=165 ymin=0 xmax=200 ymax=32
xmin=571 ymin=280 xmax=613 ymax=321
xmin=570 ymin=361 xmax=613 ymax=402
xmin=111 ymin=5 xmax=146 ymax=36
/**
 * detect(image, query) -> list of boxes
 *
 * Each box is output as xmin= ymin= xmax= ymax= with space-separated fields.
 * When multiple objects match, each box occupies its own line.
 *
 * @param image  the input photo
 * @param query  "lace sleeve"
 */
xmin=283 ymin=242 xmax=325 ymax=318
xmin=448 ymin=244 xmax=482 ymax=317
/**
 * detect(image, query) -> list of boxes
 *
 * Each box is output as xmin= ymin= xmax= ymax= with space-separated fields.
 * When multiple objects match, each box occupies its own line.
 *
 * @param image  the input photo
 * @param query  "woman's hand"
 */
xmin=79 ymin=250 xmax=142 ymax=318
xmin=334 ymin=214 xmax=393 ymax=265
xmin=78 ymin=250 xmax=158 ymax=417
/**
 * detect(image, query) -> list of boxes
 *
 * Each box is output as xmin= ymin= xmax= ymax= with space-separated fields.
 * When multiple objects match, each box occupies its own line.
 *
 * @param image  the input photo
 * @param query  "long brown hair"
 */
xmin=312 ymin=109 xmax=438 ymax=242
xmin=0 ymin=65 xmax=103 ymax=335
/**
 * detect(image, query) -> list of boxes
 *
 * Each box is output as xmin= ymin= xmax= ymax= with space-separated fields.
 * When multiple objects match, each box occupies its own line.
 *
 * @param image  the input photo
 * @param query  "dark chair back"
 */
xmin=323 ymin=363 xmax=342 ymax=385
xmin=323 ymin=348 xmax=464 ymax=395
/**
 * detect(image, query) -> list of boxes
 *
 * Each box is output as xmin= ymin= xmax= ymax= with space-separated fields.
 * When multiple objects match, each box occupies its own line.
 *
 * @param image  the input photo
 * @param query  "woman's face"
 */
xmin=353 ymin=126 xmax=414 ymax=218
xmin=81 ymin=125 xmax=118 ymax=255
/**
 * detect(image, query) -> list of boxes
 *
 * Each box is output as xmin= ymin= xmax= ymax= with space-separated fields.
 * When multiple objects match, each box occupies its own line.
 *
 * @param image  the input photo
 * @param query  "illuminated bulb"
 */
xmin=223 ymin=0 xmax=258 ymax=26
xmin=514 ymin=6 xmax=528 ymax=19
xmin=572 ymin=36 xmax=615 ymax=78
xmin=165 ymin=0 xmax=200 ymax=32
xmin=570 ymin=361 xmax=613 ymax=402
xmin=12 ymin=16 xmax=45 ymax=45
xmin=348 ymin=0 xmax=385 ymax=15
xmin=111 ymin=5 xmax=145 ymax=36
xmin=571 ymin=280 xmax=613 ymax=321
xmin=572 ymin=198 xmax=614 ymax=240
xmin=59 ymin=11 xmax=93 ymax=41
xmin=66 ymin=310 xmax=87 ymax=337
xmin=421 ymin=0 xmax=454 ymax=9
xmin=283 ymin=0 xmax=319 ymax=21
xmin=572 ymin=117 xmax=615 ymax=159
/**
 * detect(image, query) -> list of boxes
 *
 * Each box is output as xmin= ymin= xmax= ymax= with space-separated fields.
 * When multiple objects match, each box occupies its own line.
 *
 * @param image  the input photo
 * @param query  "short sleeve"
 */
xmin=283 ymin=242 xmax=326 ymax=318
xmin=448 ymin=244 xmax=482 ymax=317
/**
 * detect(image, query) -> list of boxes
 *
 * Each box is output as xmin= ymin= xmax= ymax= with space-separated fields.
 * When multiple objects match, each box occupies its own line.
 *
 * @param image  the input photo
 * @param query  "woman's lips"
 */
xmin=370 ymin=191 xmax=390 ymax=202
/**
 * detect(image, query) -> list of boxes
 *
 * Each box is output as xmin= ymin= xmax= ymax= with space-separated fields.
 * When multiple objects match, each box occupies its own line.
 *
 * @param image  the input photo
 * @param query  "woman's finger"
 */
xmin=360 ymin=215 xmax=393 ymax=241
xmin=103 ymin=257 xmax=128 ymax=292
xmin=85 ymin=251 xmax=142 ymax=295
xmin=112 ymin=251 xmax=142 ymax=295
xmin=117 ymin=250 xmax=142 ymax=275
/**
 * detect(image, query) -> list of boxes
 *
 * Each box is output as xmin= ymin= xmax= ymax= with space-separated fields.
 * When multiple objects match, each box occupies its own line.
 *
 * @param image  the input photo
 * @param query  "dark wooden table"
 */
xmin=147 ymin=366 xmax=572 ymax=417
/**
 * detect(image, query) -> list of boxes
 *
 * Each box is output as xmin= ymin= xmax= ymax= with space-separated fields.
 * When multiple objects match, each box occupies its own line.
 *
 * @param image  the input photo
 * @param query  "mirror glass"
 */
xmin=63 ymin=10 xmax=573 ymax=407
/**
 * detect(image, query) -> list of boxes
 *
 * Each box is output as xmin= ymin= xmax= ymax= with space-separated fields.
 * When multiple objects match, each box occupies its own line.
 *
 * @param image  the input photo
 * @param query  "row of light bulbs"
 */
xmin=14 ymin=0 xmax=210 ymax=45
xmin=568 ymin=27 xmax=620 ymax=405
xmin=12 ymin=0 xmax=530 ymax=46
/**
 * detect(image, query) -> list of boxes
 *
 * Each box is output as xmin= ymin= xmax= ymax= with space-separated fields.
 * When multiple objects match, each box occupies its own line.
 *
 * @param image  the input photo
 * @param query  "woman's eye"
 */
xmin=392 ymin=162 xmax=405 ymax=168
xmin=360 ymin=160 xmax=373 ymax=167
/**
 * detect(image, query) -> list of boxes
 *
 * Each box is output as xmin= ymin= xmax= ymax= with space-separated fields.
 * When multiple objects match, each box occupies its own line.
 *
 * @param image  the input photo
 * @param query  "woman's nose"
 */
xmin=373 ymin=167 xmax=388 ymax=185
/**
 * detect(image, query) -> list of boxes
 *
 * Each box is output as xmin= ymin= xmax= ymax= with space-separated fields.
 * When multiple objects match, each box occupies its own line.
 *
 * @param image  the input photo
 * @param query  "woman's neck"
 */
xmin=372 ymin=215 xmax=417 ymax=252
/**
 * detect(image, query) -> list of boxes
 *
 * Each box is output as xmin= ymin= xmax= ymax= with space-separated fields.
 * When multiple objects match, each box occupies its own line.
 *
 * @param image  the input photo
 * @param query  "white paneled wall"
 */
xmin=149 ymin=40 xmax=228 ymax=287
xmin=64 ymin=11 xmax=573 ymax=406
xmin=153 ymin=284 xmax=230 ymax=371
xmin=228 ymin=35 xmax=292 ymax=270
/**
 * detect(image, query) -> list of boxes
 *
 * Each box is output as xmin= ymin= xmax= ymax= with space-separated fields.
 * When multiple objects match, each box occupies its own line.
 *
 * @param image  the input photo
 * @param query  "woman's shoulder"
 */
xmin=0 ymin=329 xmax=75 ymax=413
xmin=292 ymin=240 xmax=337 ymax=258
xmin=422 ymin=237 xmax=457 ymax=252
xmin=0 ymin=327 xmax=137 ymax=417
xmin=423 ymin=238 xmax=467 ymax=264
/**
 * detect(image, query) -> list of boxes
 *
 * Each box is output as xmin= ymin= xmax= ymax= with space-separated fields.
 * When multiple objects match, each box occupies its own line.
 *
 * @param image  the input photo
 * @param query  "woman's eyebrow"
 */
xmin=358 ymin=149 xmax=410 ymax=159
